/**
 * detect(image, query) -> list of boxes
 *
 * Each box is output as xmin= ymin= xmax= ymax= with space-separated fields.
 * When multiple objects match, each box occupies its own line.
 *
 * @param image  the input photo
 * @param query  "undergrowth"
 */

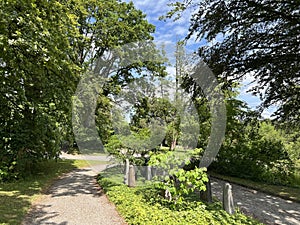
xmin=97 ymin=175 xmax=263 ymax=225
xmin=0 ymin=159 xmax=92 ymax=225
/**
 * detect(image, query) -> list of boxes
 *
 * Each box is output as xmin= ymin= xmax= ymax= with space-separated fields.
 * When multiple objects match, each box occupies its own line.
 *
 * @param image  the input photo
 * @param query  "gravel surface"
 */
xmin=60 ymin=152 xmax=113 ymax=162
xmin=22 ymin=153 xmax=300 ymax=225
xmin=22 ymin=155 xmax=126 ymax=225
xmin=211 ymin=178 xmax=300 ymax=225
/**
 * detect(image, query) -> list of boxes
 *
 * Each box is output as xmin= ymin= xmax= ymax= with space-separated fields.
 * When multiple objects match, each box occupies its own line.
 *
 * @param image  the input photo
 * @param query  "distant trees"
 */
xmin=211 ymin=101 xmax=295 ymax=185
xmin=104 ymin=42 xmax=200 ymax=164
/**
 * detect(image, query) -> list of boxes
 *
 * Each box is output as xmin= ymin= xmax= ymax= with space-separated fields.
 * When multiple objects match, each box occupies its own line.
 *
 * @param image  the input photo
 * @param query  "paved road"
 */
xmin=211 ymin=178 xmax=300 ymax=225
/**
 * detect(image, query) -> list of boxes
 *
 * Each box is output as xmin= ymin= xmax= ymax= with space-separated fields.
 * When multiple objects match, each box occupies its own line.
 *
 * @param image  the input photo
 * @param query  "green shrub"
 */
xmin=211 ymin=122 xmax=294 ymax=186
xmin=0 ymin=161 xmax=19 ymax=182
xmin=153 ymin=167 xmax=208 ymax=204
xmin=148 ymin=148 xmax=209 ymax=203
xmin=97 ymin=176 xmax=263 ymax=225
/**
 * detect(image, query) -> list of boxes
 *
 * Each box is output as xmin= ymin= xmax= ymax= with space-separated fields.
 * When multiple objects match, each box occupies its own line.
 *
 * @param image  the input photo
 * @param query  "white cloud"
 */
xmin=166 ymin=66 xmax=176 ymax=76
xmin=173 ymin=26 xmax=188 ymax=36
xmin=261 ymin=106 xmax=277 ymax=119
xmin=130 ymin=0 xmax=170 ymax=17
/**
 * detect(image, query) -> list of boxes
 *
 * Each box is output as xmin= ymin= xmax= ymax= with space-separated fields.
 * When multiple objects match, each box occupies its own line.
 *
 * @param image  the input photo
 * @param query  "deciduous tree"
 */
xmin=167 ymin=0 xmax=300 ymax=124
xmin=0 ymin=0 xmax=166 ymax=180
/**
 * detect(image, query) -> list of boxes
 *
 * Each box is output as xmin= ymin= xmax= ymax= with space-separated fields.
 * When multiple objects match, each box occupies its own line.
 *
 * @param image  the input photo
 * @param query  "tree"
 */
xmin=0 ymin=0 xmax=81 ymax=180
xmin=0 ymin=0 xmax=166 ymax=180
xmin=167 ymin=0 xmax=300 ymax=124
xmin=104 ymin=75 xmax=171 ymax=162
xmin=71 ymin=0 xmax=167 ymax=152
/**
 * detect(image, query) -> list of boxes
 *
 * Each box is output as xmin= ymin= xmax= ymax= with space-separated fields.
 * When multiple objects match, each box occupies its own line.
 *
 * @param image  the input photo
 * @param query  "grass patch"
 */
xmin=99 ymin=164 xmax=124 ymax=184
xmin=0 ymin=159 xmax=97 ymax=225
xmin=210 ymin=172 xmax=300 ymax=203
xmin=293 ymin=170 xmax=300 ymax=187
xmin=84 ymin=160 xmax=110 ymax=166
xmin=84 ymin=152 xmax=108 ymax=156
xmin=97 ymin=168 xmax=263 ymax=225
xmin=291 ymin=160 xmax=300 ymax=187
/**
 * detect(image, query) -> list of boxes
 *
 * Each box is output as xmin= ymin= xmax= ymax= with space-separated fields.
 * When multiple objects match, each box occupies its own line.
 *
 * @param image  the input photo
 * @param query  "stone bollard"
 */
xmin=223 ymin=182 xmax=235 ymax=214
xmin=128 ymin=165 xmax=136 ymax=187
xmin=200 ymin=175 xmax=212 ymax=203
xmin=124 ymin=159 xmax=129 ymax=185
xmin=146 ymin=166 xmax=152 ymax=181
xmin=152 ymin=167 xmax=157 ymax=177
xmin=164 ymin=189 xmax=172 ymax=201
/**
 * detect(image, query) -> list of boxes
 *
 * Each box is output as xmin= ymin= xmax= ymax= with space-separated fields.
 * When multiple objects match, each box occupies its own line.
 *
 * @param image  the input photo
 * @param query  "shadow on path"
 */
xmin=48 ymin=169 xmax=102 ymax=198
xmin=22 ymin=167 xmax=126 ymax=225
xmin=211 ymin=178 xmax=300 ymax=225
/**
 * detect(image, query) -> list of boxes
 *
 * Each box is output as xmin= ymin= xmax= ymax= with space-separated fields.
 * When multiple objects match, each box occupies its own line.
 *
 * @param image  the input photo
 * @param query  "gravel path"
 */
xmin=22 ymin=153 xmax=300 ymax=225
xmin=211 ymin=178 xmax=300 ymax=225
xmin=22 ymin=154 xmax=126 ymax=225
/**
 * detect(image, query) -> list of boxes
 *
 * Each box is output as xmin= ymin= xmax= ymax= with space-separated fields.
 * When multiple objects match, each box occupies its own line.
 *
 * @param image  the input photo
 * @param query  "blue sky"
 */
xmin=126 ymin=0 xmax=275 ymax=118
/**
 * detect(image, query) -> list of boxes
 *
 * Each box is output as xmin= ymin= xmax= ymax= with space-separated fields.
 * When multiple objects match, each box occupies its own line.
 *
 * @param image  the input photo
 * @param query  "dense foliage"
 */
xmin=167 ymin=0 xmax=300 ymax=124
xmin=180 ymin=93 xmax=299 ymax=186
xmin=0 ymin=0 xmax=165 ymax=181
xmin=97 ymin=176 xmax=263 ymax=225
xmin=210 ymin=94 xmax=298 ymax=185
xmin=148 ymin=149 xmax=208 ymax=202
xmin=212 ymin=119 xmax=295 ymax=185
xmin=0 ymin=0 xmax=81 ymax=180
xmin=189 ymin=91 xmax=298 ymax=185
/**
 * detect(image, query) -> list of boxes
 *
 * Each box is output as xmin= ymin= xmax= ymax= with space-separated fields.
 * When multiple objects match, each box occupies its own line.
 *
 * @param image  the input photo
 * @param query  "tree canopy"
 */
xmin=0 ymin=0 xmax=165 ymax=180
xmin=167 ymin=0 xmax=300 ymax=124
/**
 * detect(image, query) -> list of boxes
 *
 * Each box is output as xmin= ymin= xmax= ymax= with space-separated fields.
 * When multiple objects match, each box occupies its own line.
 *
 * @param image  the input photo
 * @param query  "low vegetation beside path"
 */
xmin=97 ymin=173 xmax=263 ymax=225
xmin=0 ymin=159 xmax=96 ymax=225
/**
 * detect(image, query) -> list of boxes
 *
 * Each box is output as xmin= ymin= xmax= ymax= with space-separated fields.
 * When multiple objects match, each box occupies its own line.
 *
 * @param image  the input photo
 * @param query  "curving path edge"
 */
xmin=22 ymin=153 xmax=300 ymax=225
xmin=22 ymin=154 xmax=126 ymax=225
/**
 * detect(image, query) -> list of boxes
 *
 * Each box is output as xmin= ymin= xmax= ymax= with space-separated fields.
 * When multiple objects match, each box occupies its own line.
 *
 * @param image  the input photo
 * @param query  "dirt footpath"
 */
xmin=22 ymin=163 xmax=126 ymax=225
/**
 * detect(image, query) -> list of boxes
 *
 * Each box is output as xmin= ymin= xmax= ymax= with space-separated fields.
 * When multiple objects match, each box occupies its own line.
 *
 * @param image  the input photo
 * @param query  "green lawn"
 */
xmin=293 ymin=160 xmax=300 ymax=187
xmin=0 ymin=159 xmax=106 ymax=225
xmin=210 ymin=172 xmax=300 ymax=203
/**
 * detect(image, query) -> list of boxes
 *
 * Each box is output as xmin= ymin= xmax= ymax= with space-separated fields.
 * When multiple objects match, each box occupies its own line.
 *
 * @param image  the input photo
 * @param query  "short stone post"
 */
xmin=164 ymin=189 xmax=172 ymax=201
xmin=200 ymin=175 xmax=212 ymax=203
xmin=223 ymin=182 xmax=235 ymax=214
xmin=146 ymin=166 xmax=152 ymax=181
xmin=128 ymin=165 xmax=136 ymax=187
xmin=124 ymin=159 xmax=129 ymax=185
xmin=152 ymin=167 xmax=157 ymax=178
